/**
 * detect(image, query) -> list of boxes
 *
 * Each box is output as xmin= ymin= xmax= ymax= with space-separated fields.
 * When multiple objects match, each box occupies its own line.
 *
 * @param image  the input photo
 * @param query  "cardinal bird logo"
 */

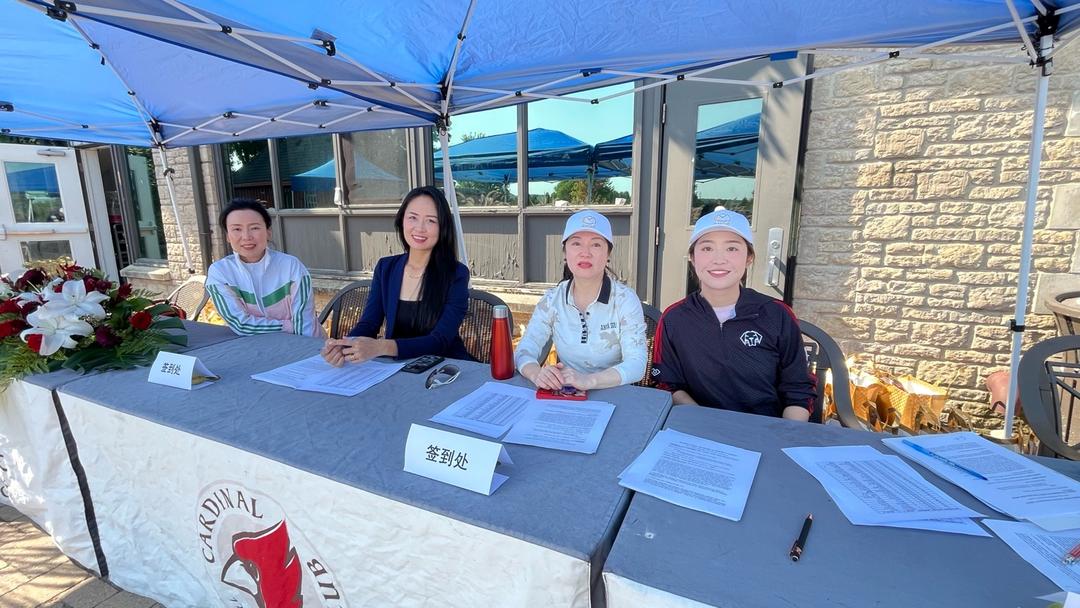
xmin=221 ymin=520 xmax=304 ymax=608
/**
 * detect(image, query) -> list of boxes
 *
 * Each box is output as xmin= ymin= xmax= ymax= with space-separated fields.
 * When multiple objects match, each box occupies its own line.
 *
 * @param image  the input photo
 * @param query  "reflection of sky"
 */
xmin=696 ymin=98 xmax=762 ymax=201
xmin=438 ymin=85 xmax=763 ymax=200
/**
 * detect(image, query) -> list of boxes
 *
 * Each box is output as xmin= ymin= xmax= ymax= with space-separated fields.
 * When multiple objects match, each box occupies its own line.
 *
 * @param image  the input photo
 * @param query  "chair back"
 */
xmin=635 ymin=303 xmax=662 ymax=387
xmin=460 ymin=289 xmax=513 ymax=363
xmin=166 ymin=275 xmax=208 ymax=321
xmin=319 ymin=280 xmax=372 ymax=339
xmin=799 ymin=320 xmax=860 ymax=428
xmin=1019 ymin=335 xmax=1080 ymax=460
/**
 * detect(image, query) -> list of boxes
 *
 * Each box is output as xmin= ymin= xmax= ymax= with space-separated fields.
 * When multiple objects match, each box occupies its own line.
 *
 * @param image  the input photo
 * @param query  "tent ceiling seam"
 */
xmin=335 ymin=51 xmax=441 ymax=116
xmin=1005 ymin=0 xmax=1040 ymax=61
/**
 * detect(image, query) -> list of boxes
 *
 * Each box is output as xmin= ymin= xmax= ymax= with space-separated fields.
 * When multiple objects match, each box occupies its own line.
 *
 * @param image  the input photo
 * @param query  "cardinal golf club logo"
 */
xmin=740 ymin=330 xmax=763 ymax=347
xmin=196 ymin=482 xmax=348 ymax=608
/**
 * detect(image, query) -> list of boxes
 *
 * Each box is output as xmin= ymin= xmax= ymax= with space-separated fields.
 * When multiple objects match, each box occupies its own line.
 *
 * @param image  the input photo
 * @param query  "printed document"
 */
xmin=784 ymin=445 xmax=983 ymax=524
xmin=618 ymin=429 xmax=760 ymax=521
xmin=884 ymin=432 xmax=1080 ymax=531
xmin=430 ymin=382 xmax=533 ymax=438
xmin=251 ymin=355 xmax=335 ymax=388
xmin=503 ymin=400 xmax=615 ymax=454
xmin=986 ymin=520 xmax=1080 ymax=593
xmin=294 ymin=358 xmax=405 ymax=396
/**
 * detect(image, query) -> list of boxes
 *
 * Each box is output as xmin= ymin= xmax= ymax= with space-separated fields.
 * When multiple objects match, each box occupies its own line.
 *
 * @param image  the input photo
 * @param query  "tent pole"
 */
xmin=438 ymin=127 xmax=469 ymax=266
xmin=1003 ymin=31 xmax=1053 ymax=440
xmin=154 ymin=145 xmax=195 ymax=274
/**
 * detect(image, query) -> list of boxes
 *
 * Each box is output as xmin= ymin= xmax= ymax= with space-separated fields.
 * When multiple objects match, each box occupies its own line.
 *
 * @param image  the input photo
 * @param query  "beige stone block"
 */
xmin=1033 ymin=272 xmax=1080 ymax=314
xmin=867 ymin=188 xmax=916 ymax=202
xmin=970 ymin=141 xmax=1031 ymax=155
xmin=911 ymin=227 xmax=976 ymax=241
xmin=879 ymin=102 xmax=929 ymax=117
xmin=915 ymin=171 xmax=970 ymax=199
xmin=907 ymin=269 xmax=955 ymax=281
xmin=931 ymin=243 xmax=986 ymax=268
xmin=969 ymin=286 xmax=1018 ymax=310
xmin=957 ymin=271 xmax=1012 ymax=285
xmin=862 ymin=267 xmax=906 ymax=280
xmin=895 ymin=344 xmax=944 ymax=358
xmin=864 ymin=215 xmax=910 ymax=240
xmin=984 ymin=95 xmax=1038 ymax=112
xmin=855 ymin=162 xmax=893 ymax=187
xmin=884 ymin=58 xmax=934 ymax=74
xmin=916 ymin=359 xmax=977 ymax=386
xmin=912 ymin=322 xmax=971 ymax=347
xmin=969 ymin=186 xmax=1024 ymax=201
xmin=892 ymin=172 xmax=917 ymax=187
xmin=1066 ymin=91 xmax=1080 ymax=137
xmin=903 ymin=71 xmax=949 ymax=87
xmin=924 ymin=143 xmax=971 ymax=157
xmin=954 ymin=113 xmax=1033 ymax=141
xmin=806 ymin=108 xmax=877 ymax=149
xmin=930 ymin=284 xmax=966 ymax=298
xmin=874 ymin=129 xmax=924 ymax=158
xmin=928 ymin=99 xmax=982 ymax=113
xmin=1049 ymin=184 xmax=1080 ymax=229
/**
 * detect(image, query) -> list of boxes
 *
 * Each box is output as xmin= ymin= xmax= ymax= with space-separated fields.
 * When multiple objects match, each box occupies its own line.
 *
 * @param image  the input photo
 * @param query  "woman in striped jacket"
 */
xmin=205 ymin=199 xmax=324 ymax=337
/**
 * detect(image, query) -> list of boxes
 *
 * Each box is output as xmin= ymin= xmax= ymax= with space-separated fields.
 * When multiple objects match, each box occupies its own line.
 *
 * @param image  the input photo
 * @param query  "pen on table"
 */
xmin=789 ymin=513 xmax=813 ymax=562
xmin=901 ymin=439 xmax=989 ymax=481
xmin=1063 ymin=541 xmax=1080 ymax=565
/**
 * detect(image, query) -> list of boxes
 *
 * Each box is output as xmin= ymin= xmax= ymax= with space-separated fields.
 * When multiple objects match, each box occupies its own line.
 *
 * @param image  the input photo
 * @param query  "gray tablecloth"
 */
xmin=58 ymin=332 xmax=672 ymax=563
xmin=603 ymin=406 xmax=1067 ymax=608
xmin=24 ymin=320 xmax=238 ymax=391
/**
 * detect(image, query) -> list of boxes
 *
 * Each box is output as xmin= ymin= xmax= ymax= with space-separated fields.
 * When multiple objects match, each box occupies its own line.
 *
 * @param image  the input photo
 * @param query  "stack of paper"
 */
xmin=252 ymin=355 xmax=406 ymax=396
xmin=884 ymin=433 xmax=1080 ymax=531
xmin=784 ymin=445 xmax=987 ymax=536
xmin=985 ymin=520 xmax=1080 ymax=594
xmin=429 ymin=382 xmax=617 ymax=454
xmin=618 ymin=429 xmax=761 ymax=521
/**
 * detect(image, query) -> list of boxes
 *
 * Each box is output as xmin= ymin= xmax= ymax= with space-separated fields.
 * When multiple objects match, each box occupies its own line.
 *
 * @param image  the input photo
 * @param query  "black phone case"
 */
xmin=401 ymin=355 xmax=444 ymax=374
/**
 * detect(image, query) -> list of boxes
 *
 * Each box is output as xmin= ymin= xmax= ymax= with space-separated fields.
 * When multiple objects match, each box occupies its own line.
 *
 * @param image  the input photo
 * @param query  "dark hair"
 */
xmin=394 ymin=186 xmax=459 ymax=332
xmin=561 ymin=239 xmax=614 ymax=282
xmin=219 ymin=198 xmax=272 ymax=232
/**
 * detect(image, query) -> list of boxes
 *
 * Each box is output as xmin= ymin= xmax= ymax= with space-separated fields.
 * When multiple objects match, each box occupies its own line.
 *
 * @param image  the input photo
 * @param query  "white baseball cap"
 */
xmin=561 ymin=209 xmax=613 ymax=244
xmin=689 ymin=207 xmax=754 ymax=251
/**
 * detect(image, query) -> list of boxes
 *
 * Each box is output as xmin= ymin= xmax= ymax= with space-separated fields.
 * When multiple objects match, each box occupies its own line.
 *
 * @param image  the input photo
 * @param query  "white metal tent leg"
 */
xmin=438 ymin=128 xmax=468 ymax=266
xmin=154 ymin=146 xmax=194 ymax=273
xmin=1003 ymin=32 xmax=1053 ymax=440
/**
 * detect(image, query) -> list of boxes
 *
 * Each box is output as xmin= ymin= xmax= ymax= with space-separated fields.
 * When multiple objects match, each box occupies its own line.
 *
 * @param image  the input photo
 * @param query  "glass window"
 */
xmin=21 ymin=240 xmax=72 ymax=264
xmin=526 ymin=83 xmax=634 ymax=207
xmin=690 ymin=98 xmax=761 ymax=224
xmin=224 ymin=140 xmax=273 ymax=207
xmin=278 ymin=135 xmax=336 ymax=209
xmin=126 ymin=148 xmax=166 ymax=260
xmin=343 ymin=129 xmax=410 ymax=205
xmin=434 ymin=106 xmax=519 ymax=206
xmin=5 ymin=161 xmax=64 ymax=222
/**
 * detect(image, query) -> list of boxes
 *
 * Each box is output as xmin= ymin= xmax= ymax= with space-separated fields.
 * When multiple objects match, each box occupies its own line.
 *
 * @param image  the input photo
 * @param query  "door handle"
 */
xmin=765 ymin=227 xmax=784 ymax=288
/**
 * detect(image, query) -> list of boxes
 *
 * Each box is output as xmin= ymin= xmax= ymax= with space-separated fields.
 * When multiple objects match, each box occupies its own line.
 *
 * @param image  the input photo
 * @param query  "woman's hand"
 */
xmin=341 ymin=336 xmax=386 ymax=363
xmin=321 ymin=339 xmax=347 ymax=367
xmin=529 ymin=363 xmax=566 ymax=391
xmin=560 ymin=365 xmax=595 ymax=391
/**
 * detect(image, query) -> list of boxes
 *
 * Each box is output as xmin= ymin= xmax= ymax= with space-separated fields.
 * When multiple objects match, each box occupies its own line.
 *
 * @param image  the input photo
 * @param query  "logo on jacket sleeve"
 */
xmin=740 ymin=330 xmax=763 ymax=347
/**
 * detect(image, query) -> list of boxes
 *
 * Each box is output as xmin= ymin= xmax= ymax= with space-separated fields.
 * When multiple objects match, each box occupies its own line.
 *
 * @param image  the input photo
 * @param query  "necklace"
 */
xmin=404 ymin=265 xmax=425 ymax=279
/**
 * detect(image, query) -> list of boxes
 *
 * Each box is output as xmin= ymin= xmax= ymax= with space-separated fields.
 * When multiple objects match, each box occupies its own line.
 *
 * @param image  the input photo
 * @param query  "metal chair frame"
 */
xmin=1019 ymin=335 xmax=1080 ymax=460
xmin=318 ymin=279 xmax=372 ymax=339
xmin=166 ymin=275 xmax=208 ymax=321
xmin=799 ymin=320 xmax=859 ymax=428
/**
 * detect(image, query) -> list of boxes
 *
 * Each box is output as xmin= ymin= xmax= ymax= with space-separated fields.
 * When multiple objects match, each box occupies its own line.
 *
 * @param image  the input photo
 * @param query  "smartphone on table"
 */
xmin=535 ymin=385 xmax=588 ymax=401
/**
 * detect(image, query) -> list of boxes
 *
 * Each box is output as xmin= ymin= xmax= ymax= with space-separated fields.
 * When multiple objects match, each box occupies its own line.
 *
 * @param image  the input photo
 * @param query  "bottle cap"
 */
xmin=493 ymin=304 xmax=509 ymax=319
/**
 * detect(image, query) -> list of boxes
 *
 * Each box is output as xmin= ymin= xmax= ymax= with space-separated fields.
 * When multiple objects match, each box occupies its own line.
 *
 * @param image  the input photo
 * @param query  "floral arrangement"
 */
xmin=0 ymin=260 xmax=187 ymax=387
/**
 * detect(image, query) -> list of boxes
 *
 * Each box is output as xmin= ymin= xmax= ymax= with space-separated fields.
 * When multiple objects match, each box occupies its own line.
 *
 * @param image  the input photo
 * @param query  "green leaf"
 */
xmin=152 ymin=317 xmax=184 ymax=330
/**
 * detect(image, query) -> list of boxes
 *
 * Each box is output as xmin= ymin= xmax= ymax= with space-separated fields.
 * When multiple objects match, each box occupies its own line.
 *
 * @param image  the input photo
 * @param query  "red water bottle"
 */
xmin=490 ymin=305 xmax=514 ymax=380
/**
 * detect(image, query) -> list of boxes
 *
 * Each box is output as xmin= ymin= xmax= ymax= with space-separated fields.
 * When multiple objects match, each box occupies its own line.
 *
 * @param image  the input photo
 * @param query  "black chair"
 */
xmin=799 ymin=320 xmax=860 ymax=428
xmin=166 ymin=275 xmax=208 ymax=321
xmin=460 ymin=289 xmax=514 ymax=363
xmin=1018 ymin=336 xmax=1080 ymax=460
xmin=636 ymin=303 xmax=662 ymax=387
xmin=318 ymin=280 xmax=372 ymax=339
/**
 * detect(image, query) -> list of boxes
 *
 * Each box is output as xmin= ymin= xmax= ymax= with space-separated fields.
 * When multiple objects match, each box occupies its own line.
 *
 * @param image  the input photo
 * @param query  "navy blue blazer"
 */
xmin=347 ymin=254 xmax=472 ymax=360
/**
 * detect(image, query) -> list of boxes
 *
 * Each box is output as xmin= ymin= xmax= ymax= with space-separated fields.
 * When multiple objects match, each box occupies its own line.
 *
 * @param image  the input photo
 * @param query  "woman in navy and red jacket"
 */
xmin=321 ymin=186 xmax=471 ymax=365
xmin=652 ymin=208 xmax=815 ymax=421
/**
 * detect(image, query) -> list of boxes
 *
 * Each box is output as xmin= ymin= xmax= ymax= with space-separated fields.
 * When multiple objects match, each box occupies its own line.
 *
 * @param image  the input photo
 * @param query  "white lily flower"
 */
xmin=21 ymin=310 xmax=93 ymax=356
xmin=41 ymin=279 xmax=108 ymax=319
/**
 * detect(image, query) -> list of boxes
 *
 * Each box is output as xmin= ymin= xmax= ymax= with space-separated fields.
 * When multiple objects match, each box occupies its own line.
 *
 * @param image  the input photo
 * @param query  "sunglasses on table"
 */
xmin=425 ymin=364 xmax=461 ymax=389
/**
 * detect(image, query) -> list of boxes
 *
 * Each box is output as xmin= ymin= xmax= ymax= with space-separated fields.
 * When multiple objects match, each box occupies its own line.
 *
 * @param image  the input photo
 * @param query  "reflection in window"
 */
xmin=21 ymin=240 xmax=72 ymax=264
xmin=224 ymin=140 xmax=273 ymax=207
xmin=5 ymin=162 xmax=64 ymax=222
xmin=127 ymin=148 xmax=166 ymax=260
xmin=434 ymin=106 xmax=518 ymax=206
xmin=343 ymin=129 xmax=410 ymax=205
xmin=278 ymin=135 xmax=335 ymax=209
xmin=691 ymin=98 xmax=761 ymax=225
xmin=527 ymin=83 xmax=634 ymax=207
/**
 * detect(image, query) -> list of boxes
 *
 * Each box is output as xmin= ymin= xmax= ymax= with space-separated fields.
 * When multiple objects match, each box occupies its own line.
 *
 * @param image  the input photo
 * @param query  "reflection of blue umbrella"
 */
xmin=291 ymin=157 xmax=401 ymax=192
xmin=6 ymin=164 xmax=59 ymax=193
xmin=435 ymin=128 xmax=622 ymax=183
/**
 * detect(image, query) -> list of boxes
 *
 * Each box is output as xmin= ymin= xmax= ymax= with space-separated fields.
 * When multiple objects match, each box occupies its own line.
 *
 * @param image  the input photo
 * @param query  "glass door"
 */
xmin=655 ymin=56 xmax=808 ymax=307
xmin=0 ymin=143 xmax=95 ymax=275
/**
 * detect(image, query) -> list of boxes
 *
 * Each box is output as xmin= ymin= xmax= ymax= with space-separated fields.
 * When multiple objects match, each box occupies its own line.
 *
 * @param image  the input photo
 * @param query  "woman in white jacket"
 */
xmin=206 ymin=200 xmax=324 ymax=337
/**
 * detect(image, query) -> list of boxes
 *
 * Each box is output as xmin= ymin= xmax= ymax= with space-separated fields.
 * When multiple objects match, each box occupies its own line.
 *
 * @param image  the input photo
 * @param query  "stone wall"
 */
xmin=795 ymin=44 xmax=1080 ymax=431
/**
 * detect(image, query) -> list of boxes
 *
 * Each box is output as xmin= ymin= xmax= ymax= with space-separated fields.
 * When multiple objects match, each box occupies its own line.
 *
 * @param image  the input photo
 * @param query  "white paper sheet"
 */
xmin=986 ymin=520 xmax=1080 ymax=593
xmin=884 ymin=433 xmax=1080 ymax=531
xmin=503 ymin=400 xmax=615 ymax=454
xmin=429 ymin=382 xmax=534 ymax=438
xmin=251 ymin=355 xmax=335 ymax=388
xmin=618 ymin=429 xmax=760 ymax=521
xmin=783 ymin=445 xmax=983 ymax=524
xmin=295 ymin=358 xmax=406 ymax=396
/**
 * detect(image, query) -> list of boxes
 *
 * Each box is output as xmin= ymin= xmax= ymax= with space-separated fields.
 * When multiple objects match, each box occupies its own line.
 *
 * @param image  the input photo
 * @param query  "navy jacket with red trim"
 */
xmin=652 ymin=287 xmax=816 ymax=418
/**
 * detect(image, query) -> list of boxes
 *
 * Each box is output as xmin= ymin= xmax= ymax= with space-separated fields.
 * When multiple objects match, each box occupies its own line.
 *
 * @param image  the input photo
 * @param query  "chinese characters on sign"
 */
xmin=426 ymin=445 xmax=468 ymax=470
xmin=160 ymin=362 xmax=182 ymax=376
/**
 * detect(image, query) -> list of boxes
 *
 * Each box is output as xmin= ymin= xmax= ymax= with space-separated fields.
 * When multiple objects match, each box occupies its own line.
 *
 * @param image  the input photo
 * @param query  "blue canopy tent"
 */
xmin=2 ymin=0 xmax=1079 ymax=436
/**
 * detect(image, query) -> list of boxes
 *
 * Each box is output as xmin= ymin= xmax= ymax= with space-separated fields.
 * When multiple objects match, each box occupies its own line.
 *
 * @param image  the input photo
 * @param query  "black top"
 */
xmin=393 ymin=299 xmax=426 ymax=340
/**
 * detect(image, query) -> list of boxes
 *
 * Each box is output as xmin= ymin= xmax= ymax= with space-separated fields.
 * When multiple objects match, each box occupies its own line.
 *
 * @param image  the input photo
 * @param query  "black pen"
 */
xmin=789 ymin=513 xmax=813 ymax=562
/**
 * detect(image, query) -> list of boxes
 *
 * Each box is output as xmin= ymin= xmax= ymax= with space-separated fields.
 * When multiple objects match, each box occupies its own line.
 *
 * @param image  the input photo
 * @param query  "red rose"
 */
xmin=25 ymin=333 xmax=43 ymax=353
xmin=0 ymin=298 xmax=21 ymax=315
xmin=129 ymin=310 xmax=152 ymax=331
xmin=94 ymin=326 xmax=122 ymax=347
xmin=15 ymin=269 xmax=46 ymax=291
xmin=94 ymin=279 xmax=113 ymax=293
xmin=0 ymin=319 xmax=28 ymax=338
xmin=20 ymin=301 xmax=40 ymax=317
xmin=114 ymin=283 xmax=133 ymax=301
xmin=82 ymin=276 xmax=97 ymax=293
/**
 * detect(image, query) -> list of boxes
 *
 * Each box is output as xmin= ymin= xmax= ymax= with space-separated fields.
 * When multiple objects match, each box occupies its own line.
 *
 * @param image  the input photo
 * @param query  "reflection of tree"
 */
xmin=691 ymin=189 xmax=753 ymax=222
xmin=451 ymin=131 xmax=518 ymax=206
xmin=0 ymin=135 xmax=68 ymax=146
xmin=227 ymin=141 xmax=265 ymax=170
xmin=529 ymin=178 xmax=630 ymax=206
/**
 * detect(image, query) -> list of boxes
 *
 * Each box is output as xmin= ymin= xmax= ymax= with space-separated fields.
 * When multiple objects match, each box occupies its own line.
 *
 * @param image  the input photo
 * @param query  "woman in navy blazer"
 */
xmin=321 ymin=186 xmax=472 ymax=364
